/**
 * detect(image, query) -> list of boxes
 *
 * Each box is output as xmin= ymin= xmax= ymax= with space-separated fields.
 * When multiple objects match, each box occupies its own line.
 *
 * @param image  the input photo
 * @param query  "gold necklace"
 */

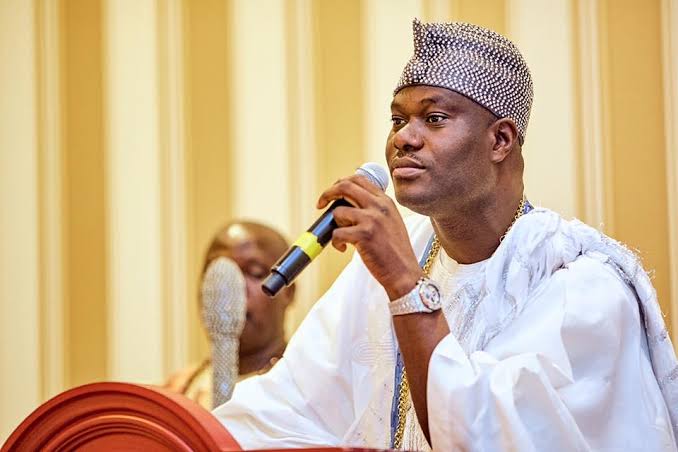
xmin=500 ymin=195 xmax=527 ymax=242
xmin=392 ymin=195 xmax=526 ymax=449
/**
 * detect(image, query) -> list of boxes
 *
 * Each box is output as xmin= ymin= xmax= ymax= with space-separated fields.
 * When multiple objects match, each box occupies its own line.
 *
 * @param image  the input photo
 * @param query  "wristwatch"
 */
xmin=389 ymin=277 xmax=442 ymax=316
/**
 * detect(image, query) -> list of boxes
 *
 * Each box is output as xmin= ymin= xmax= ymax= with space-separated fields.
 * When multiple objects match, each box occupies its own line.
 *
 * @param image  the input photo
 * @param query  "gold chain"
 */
xmin=422 ymin=237 xmax=441 ymax=275
xmin=392 ymin=195 xmax=526 ymax=449
xmin=500 ymin=195 xmax=526 ymax=243
xmin=392 ymin=372 xmax=410 ymax=448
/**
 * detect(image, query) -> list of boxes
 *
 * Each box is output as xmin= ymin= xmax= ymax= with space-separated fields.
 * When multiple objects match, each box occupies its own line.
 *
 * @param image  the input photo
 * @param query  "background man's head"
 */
xmin=203 ymin=221 xmax=294 ymax=356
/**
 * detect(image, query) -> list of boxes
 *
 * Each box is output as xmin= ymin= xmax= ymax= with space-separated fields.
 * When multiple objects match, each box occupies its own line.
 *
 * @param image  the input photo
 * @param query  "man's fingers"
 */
xmin=316 ymin=177 xmax=369 ymax=209
xmin=331 ymin=237 xmax=348 ymax=253
xmin=331 ymin=205 xmax=364 ymax=227
xmin=331 ymin=225 xmax=362 ymax=252
xmin=317 ymin=174 xmax=385 ymax=210
xmin=352 ymin=172 xmax=385 ymax=195
xmin=331 ymin=223 xmax=375 ymax=248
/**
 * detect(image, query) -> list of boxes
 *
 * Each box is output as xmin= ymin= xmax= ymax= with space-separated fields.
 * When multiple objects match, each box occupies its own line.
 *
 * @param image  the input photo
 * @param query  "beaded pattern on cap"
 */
xmin=395 ymin=19 xmax=534 ymax=141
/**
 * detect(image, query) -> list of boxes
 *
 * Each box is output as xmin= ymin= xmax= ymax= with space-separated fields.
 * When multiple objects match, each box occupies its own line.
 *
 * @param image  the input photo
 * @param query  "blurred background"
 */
xmin=1 ymin=0 xmax=677 ymax=442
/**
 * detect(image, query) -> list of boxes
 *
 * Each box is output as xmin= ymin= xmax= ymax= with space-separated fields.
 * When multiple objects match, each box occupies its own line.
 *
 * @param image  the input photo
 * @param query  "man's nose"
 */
xmin=393 ymin=121 xmax=424 ymax=153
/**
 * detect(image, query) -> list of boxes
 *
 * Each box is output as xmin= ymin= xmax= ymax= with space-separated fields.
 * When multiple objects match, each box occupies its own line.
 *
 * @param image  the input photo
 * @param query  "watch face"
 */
xmin=419 ymin=280 xmax=441 ymax=310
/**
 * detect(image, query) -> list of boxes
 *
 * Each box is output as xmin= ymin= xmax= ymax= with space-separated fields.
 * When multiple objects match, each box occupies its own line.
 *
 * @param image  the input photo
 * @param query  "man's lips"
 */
xmin=391 ymin=158 xmax=425 ymax=179
xmin=392 ymin=167 xmax=425 ymax=178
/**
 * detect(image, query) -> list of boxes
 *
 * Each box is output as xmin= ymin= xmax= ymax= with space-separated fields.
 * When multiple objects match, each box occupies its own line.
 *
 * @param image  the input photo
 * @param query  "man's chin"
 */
xmin=394 ymin=189 xmax=433 ymax=214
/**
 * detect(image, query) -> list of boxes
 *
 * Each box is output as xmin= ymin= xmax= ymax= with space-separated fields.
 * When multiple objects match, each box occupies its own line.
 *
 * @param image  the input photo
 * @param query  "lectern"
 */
xmin=1 ymin=382 xmax=391 ymax=451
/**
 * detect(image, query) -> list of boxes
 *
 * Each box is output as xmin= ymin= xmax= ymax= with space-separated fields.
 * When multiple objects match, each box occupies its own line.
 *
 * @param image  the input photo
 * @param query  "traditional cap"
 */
xmin=395 ymin=19 xmax=534 ymax=141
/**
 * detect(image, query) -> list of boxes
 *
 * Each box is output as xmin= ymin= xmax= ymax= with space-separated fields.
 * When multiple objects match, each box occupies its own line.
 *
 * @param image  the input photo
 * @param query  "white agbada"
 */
xmin=213 ymin=208 xmax=678 ymax=451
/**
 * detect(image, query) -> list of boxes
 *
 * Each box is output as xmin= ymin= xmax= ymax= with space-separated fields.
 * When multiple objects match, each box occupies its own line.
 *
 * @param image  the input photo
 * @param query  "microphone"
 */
xmin=201 ymin=256 xmax=247 ymax=407
xmin=262 ymin=162 xmax=389 ymax=297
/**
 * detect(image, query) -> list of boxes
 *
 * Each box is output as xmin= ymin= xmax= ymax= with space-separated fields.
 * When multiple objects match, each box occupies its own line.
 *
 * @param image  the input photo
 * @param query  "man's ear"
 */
xmin=489 ymin=118 xmax=519 ymax=163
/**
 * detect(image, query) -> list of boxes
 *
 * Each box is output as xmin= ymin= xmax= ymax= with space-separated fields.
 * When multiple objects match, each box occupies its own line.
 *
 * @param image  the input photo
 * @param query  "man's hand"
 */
xmin=317 ymin=175 xmax=423 ymax=300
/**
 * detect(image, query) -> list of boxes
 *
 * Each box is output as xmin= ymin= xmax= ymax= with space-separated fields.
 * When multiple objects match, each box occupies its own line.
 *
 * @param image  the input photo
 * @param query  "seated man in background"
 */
xmin=164 ymin=221 xmax=295 ymax=409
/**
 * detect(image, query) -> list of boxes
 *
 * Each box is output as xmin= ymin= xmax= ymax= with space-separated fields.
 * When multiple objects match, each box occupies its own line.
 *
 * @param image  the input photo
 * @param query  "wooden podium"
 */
xmin=1 ymin=382 xmax=390 ymax=451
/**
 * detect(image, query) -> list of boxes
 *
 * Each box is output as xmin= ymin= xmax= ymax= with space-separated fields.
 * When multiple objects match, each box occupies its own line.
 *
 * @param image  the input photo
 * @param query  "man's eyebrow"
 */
xmin=391 ymin=95 xmax=451 ymax=110
xmin=419 ymin=95 xmax=446 ymax=105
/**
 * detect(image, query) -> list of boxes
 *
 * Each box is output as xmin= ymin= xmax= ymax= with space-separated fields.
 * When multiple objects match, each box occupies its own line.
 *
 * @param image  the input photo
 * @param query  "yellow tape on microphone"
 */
xmin=292 ymin=232 xmax=324 ymax=260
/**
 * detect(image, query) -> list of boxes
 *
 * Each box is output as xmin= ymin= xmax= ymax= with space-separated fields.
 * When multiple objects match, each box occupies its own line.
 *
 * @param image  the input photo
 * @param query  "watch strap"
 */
xmin=389 ymin=277 xmax=439 ymax=316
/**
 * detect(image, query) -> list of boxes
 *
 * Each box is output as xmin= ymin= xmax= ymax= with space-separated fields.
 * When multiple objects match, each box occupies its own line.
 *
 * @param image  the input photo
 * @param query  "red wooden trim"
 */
xmin=1 ymin=382 xmax=241 ymax=451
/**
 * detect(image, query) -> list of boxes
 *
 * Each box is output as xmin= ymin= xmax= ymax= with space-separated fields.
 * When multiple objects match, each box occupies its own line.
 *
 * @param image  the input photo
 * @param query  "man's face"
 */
xmin=386 ymin=85 xmax=497 ymax=215
xmin=210 ymin=224 xmax=291 ymax=354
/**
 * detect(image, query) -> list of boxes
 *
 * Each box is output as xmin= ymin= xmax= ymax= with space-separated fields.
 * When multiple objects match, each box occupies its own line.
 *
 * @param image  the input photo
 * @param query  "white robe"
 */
xmin=213 ymin=208 xmax=678 ymax=451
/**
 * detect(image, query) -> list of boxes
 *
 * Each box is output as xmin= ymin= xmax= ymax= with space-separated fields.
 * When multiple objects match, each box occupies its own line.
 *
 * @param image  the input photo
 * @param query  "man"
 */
xmin=214 ymin=20 xmax=678 ymax=450
xmin=164 ymin=220 xmax=294 ymax=409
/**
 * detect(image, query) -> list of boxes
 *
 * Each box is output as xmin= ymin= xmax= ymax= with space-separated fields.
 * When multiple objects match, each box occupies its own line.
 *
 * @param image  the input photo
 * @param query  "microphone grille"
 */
xmin=201 ymin=257 xmax=247 ymax=338
xmin=355 ymin=162 xmax=389 ymax=192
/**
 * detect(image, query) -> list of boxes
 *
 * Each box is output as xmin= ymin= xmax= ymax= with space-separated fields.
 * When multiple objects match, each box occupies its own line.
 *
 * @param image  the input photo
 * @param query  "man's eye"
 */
xmin=426 ymin=114 xmax=447 ymax=124
xmin=391 ymin=117 xmax=406 ymax=127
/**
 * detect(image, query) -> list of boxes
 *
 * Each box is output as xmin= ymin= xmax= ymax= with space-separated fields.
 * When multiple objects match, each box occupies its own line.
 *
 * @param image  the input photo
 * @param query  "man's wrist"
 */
xmin=386 ymin=269 xmax=424 ymax=301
